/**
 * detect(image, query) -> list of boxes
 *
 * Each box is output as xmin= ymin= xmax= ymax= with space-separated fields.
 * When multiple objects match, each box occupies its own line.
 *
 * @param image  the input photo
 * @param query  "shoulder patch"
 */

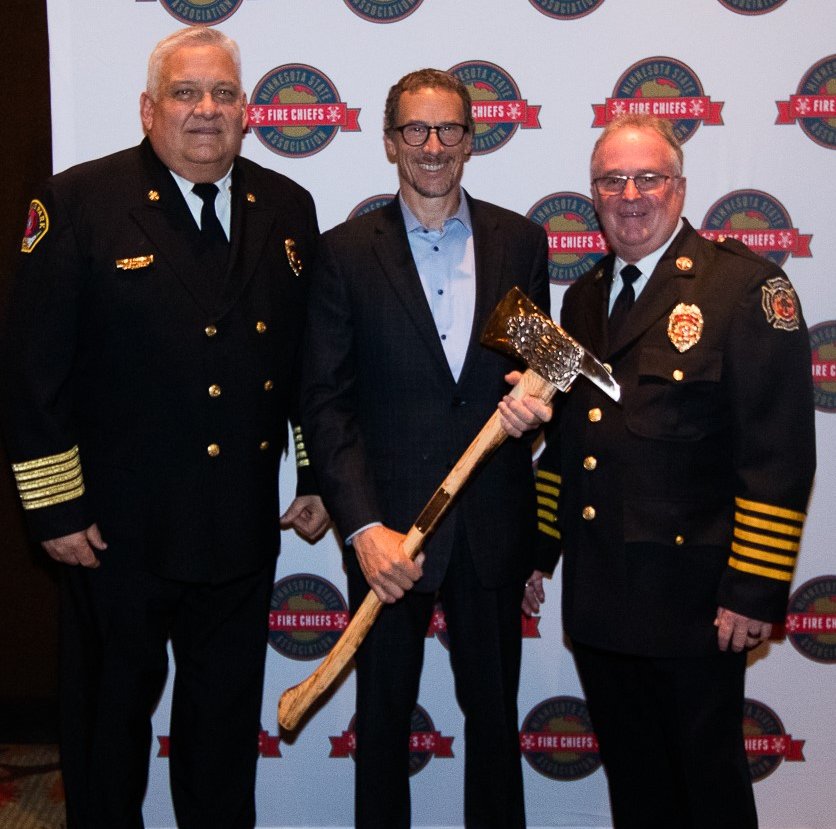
xmin=761 ymin=276 xmax=800 ymax=331
xmin=21 ymin=199 xmax=49 ymax=253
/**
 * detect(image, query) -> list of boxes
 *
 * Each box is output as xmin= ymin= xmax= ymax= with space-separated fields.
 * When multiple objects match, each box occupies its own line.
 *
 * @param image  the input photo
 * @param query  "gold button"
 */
xmin=259 ymin=441 xmax=270 ymax=451
xmin=582 ymin=506 xmax=596 ymax=521
xmin=583 ymin=456 xmax=597 ymax=471
xmin=207 ymin=443 xmax=220 ymax=457
xmin=208 ymin=384 xmax=221 ymax=398
xmin=205 ymin=324 xmax=218 ymax=337
xmin=675 ymin=535 xmax=685 ymax=546
xmin=256 ymin=321 xmax=267 ymax=334
xmin=588 ymin=408 xmax=602 ymax=423
xmin=247 ymin=193 xmax=256 ymax=203
xmin=673 ymin=369 xmax=684 ymax=382
xmin=263 ymin=380 xmax=274 ymax=391
xmin=603 ymin=363 xmax=612 ymax=374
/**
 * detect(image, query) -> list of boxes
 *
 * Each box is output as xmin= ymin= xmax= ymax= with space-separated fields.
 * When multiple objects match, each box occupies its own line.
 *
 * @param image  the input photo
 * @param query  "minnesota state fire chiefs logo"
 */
xmin=775 ymin=54 xmax=836 ymax=149
xmin=528 ymin=0 xmax=606 ymax=19
xmin=520 ymin=696 xmax=601 ymax=780
xmin=785 ymin=575 xmax=836 ymax=661
xmin=330 ymin=706 xmax=454 ymax=775
xmin=700 ymin=190 xmax=812 ymax=268
xmin=348 ymin=194 xmax=395 ymax=220
xmin=592 ymin=57 xmax=723 ymax=143
xmin=809 ymin=322 xmax=836 ymax=412
xmin=744 ymin=699 xmax=805 ymax=782
xmin=268 ymin=574 xmax=348 ymax=660
xmin=716 ymin=0 xmax=787 ymax=14
xmin=448 ymin=61 xmax=541 ymax=155
xmin=343 ymin=0 xmax=425 ymax=22
xmin=155 ymin=0 xmax=243 ymax=25
xmin=527 ymin=192 xmax=608 ymax=285
xmin=249 ymin=65 xmax=361 ymax=158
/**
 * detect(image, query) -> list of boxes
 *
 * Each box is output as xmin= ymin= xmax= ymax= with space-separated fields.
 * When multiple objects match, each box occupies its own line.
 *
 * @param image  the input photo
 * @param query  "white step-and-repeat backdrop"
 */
xmin=45 ymin=1 xmax=834 ymax=827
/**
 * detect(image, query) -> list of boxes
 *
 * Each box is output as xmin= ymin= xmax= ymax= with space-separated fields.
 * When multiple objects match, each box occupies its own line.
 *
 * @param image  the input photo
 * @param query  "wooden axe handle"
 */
xmin=278 ymin=368 xmax=557 ymax=731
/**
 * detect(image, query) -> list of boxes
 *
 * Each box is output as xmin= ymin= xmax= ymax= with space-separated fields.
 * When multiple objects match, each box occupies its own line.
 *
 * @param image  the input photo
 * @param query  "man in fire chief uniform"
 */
xmin=532 ymin=114 xmax=815 ymax=828
xmin=301 ymin=69 xmax=552 ymax=828
xmin=1 ymin=27 xmax=327 ymax=829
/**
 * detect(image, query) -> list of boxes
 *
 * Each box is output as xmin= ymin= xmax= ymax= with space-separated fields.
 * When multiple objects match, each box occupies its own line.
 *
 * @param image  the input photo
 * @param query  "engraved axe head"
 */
xmin=481 ymin=287 xmax=621 ymax=401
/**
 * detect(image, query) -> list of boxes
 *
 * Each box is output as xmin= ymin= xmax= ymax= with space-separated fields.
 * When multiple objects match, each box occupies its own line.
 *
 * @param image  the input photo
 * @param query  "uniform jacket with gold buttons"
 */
xmin=2 ymin=139 xmax=318 ymax=583
xmin=536 ymin=219 xmax=815 ymax=656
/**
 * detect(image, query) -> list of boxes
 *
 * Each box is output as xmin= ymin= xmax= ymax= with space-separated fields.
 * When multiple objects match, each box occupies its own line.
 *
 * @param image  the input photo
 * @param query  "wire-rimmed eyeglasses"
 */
xmin=390 ymin=122 xmax=469 ymax=147
xmin=592 ymin=174 xmax=679 ymax=196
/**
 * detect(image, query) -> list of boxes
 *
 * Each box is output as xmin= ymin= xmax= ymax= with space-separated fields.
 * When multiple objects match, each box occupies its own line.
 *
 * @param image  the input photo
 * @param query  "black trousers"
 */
xmin=572 ymin=640 xmax=757 ymax=829
xmin=346 ymin=522 xmax=526 ymax=828
xmin=59 ymin=549 xmax=275 ymax=829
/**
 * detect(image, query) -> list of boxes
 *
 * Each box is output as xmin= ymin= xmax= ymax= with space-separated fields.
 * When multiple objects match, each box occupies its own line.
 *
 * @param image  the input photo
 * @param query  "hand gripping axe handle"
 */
xmin=278 ymin=287 xmax=619 ymax=731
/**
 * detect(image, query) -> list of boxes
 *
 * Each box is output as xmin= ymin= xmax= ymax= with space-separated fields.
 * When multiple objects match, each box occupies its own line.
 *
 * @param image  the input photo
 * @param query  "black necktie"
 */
xmin=192 ymin=182 xmax=228 ymax=249
xmin=608 ymin=264 xmax=641 ymax=340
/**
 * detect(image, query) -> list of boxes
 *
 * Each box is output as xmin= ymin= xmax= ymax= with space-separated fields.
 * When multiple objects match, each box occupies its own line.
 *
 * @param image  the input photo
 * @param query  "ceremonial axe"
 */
xmin=278 ymin=286 xmax=619 ymax=731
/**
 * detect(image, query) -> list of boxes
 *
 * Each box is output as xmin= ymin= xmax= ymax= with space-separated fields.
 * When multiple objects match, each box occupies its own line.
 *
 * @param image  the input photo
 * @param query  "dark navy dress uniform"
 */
xmin=536 ymin=220 xmax=815 ymax=829
xmin=2 ymin=138 xmax=318 ymax=828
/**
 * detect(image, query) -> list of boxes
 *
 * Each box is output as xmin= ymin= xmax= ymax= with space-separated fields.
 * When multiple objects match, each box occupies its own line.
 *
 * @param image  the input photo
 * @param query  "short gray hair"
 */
xmin=590 ymin=113 xmax=684 ymax=177
xmin=146 ymin=27 xmax=241 ymax=100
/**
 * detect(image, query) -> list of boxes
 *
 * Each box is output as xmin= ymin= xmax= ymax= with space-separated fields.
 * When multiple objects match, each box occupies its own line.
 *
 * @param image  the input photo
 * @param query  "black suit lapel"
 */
xmin=372 ymin=199 xmax=452 ymax=377
xmin=130 ymin=141 xmax=218 ymax=315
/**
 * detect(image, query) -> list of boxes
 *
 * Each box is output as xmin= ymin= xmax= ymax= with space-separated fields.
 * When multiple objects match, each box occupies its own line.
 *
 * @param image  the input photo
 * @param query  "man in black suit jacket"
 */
xmin=301 ymin=69 xmax=552 ymax=827
xmin=535 ymin=114 xmax=815 ymax=828
xmin=2 ymin=27 xmax=327 ymax=828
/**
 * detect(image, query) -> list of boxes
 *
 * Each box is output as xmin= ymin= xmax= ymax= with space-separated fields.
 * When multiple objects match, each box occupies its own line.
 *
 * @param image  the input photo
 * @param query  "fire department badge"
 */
xmin=21 ymin=199 xmax=48 ymax=254
xmin=761 ymin=277 xmax=800 ymax=331
xmin=285 ymin=238 xmax=303 ymax=277
xmin=667 ymin=303 xmax=703 ymax=352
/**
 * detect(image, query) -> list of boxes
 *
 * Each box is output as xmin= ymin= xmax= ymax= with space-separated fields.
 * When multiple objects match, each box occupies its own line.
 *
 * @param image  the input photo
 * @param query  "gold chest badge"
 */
xmin=285 ymin=238 xmax=303 ymax=276
xmin=667 ymin=303 xmax=703 ymax=352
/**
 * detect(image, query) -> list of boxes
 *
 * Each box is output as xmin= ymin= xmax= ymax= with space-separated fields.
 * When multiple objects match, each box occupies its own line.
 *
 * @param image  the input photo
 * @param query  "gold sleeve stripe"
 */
xmin=536 ymin=483 xmax=560 ymax=498
xmin=728 ymin=557 xmax=793 ymax=582
xmin=11 ymin=445 xmax=79 ymax=472
xmin=733 ymin=527 xmax=800 ymax=553
xmin=735 ymin=497 xmax=806 ymax=524
xmin=538 ymin=522 xmax=561 ymax=540
xmin=293 ymin=427 xmax=310 ymax=468
xmin=537 ymin=508 xmax=557 ymax=522
xmin=730 ymin=541 xmax=796 ymax=568
xmin=12 ymin=446 xmax=85 ymax=510
xmin=536 ymin=470 xmax=561 ymax=484
xmin=735 ymin=512 xmax=803 ymax=537
xmin=537 ymin=496 xmax=558 ymax=511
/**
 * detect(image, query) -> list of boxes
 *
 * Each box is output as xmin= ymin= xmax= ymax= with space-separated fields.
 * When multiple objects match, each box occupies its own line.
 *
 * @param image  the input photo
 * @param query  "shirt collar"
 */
xmin=398 ymin=188 xmax=472 ymax=234
xmin=170 ymin=166 xmax=234 ymax=201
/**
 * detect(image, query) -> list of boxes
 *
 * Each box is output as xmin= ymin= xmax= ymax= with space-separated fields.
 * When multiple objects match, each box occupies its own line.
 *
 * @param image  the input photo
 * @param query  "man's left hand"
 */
xmin=522 ymin=569 xmax=547 ymax=616
xmin=280 ymin=495 xmax=330 ymax=542
xmin=499 ymin=371 xmax=553 ymax=438
xmin=715 ymin=606 xmax=772 ymax=652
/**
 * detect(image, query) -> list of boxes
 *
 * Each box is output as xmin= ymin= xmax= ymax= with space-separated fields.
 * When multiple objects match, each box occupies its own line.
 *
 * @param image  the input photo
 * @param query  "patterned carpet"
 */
xmin=0 ymin=745 xmax=65 ymax=829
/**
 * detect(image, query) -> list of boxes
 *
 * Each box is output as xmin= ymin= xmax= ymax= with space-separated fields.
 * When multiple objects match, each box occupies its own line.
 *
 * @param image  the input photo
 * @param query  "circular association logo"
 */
xmin=594 ymin=57 xmax=722 ymax=144
xmin=330 ymin=705 xmax=453 ymax=774
xmin=268 ymin=574 xmax=348 ymax=660
xmin=743 ymin=699 xmax=805 ymax=782
xmin=158 ymin=0 xmax=243 ymax=25
xmin=520 ymin=696 xmax=602 ymax=780
xmin=775 ymin=55 xmax=836 ymax=150
xmin=716 ymin=0 xmax=788 ymax=13
xmin=448 ymin=61 xmax=542 ymax=156
xmin=343 ymin=0 xmax=424 ymax=23
xmin=700 ymin=190 xmax=801 ymax=267
xmin=527 ymin=192 xmax=608 ymax=284
xmin=528 ymin=0 xmax=606 ymax=19
xmin=249 ymin=65 xmax=360 ymax=158
xmin=785 ymin=575 xmax=836 ymax=659
xmin=347 ymin=194 xmax=395 ymax=221
xmin=810 ymin=323 xmax=836 ymax=412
